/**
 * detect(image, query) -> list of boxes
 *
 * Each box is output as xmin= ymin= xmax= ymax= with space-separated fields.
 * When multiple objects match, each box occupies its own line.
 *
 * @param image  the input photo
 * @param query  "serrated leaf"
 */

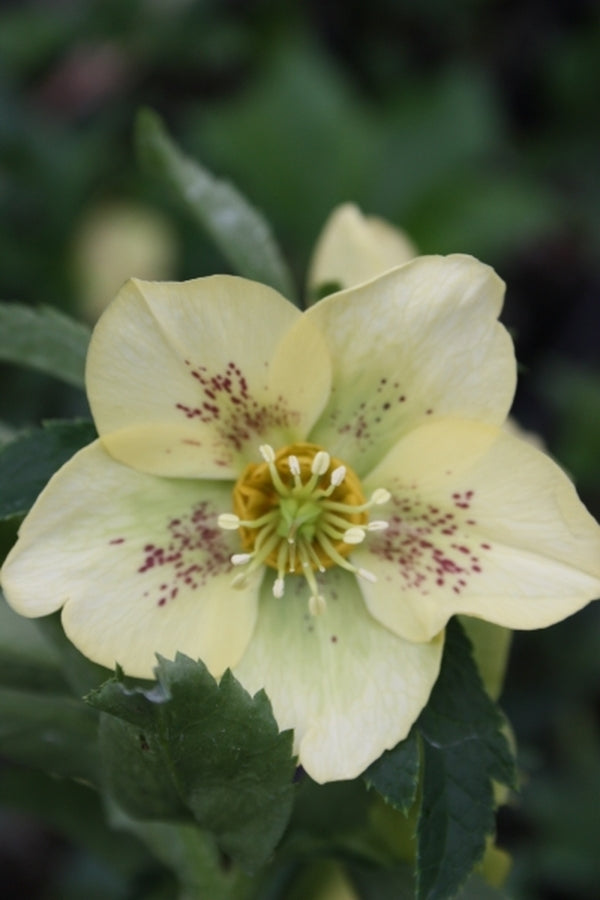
xmin=0 ymin=302 xmax=90 ymax=387
xmin=0 ymin=685 xmax=100 ymax=782
xmin=87 ymin=653 xmax=296 ymax=872
xmin=415 ymin=619 xmax=516 ymax=900
xmin=136 ymin=109 xmax=296 ymax=301
xmin=0 ymin=419 xmax=96 ymax=520
xmin=363 ymin=726 xmax=420 ymax=813
xmin=98 ymin=714 xmax=188 ymax=820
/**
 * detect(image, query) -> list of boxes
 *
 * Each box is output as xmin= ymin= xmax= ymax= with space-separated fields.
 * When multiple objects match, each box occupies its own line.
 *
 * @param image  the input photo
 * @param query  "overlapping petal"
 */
xmin=1 ymin=442 xmax=259 ymax=677
xmin=234 ymin=568 xmax=444 ymax=783
xmin=298 ymin=255 xmax=515 ymax=475
xmin=87 ymin=276 xmax=331 ymax=478
xmin=355 ymin=418 xmax=600 ymax=641
xmin=307 ymin=203 xmax=417 ymax=296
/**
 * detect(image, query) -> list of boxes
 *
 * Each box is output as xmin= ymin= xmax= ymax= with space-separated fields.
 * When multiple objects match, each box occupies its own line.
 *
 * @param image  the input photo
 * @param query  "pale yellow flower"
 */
xmin=307 ymin=203 xmax=417 ymax=298
xmin=3 ymin=210 xmax=600 ymax=784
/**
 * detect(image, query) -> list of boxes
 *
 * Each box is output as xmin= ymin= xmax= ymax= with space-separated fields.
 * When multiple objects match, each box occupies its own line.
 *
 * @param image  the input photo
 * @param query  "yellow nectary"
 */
xmin=218 ymin=441 xmax=390 ymax=614
xmin=232 ymin=442 xmax=368 ymax=572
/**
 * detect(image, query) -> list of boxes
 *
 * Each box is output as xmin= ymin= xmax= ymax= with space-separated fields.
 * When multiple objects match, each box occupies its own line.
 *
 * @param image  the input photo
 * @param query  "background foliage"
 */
xmin=1 ymin=1 xmax=599 ymax=898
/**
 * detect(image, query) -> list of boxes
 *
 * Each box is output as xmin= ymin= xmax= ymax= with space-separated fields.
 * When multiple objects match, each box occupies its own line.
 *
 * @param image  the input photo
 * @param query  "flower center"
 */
xmin=218 ymin=442 xmax=390 ymax=614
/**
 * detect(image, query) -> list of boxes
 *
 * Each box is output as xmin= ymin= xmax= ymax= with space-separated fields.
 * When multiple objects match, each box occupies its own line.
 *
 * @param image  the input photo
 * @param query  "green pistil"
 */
xmin=218 ymin=444 xmax=390 ymax=614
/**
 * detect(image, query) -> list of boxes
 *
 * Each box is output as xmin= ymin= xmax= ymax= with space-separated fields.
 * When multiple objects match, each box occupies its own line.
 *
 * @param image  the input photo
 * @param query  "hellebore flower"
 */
xmin=3 ymin=226 xmax=600 ymax=783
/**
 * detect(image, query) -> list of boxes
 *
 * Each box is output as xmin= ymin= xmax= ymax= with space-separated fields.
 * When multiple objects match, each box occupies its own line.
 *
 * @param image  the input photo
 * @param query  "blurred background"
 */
xmin=0 ymin=0 xmax=599 ymax=897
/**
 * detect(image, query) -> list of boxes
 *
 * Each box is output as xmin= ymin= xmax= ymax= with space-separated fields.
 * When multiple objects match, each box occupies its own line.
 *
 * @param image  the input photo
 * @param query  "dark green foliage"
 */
xmin=136 ymin=110 xmax=296 ymax=302
xmin=415 ymin=621 xmax=515 ymax=900
xmin=0 ymin=420 xmax=96 ymax=520
xmin=88 ymin=654 xmax=296 ymax=872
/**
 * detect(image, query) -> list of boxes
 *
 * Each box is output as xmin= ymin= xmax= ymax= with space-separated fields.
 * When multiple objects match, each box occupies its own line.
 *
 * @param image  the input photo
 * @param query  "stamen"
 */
xmin=231 ymin=553 xmax=252 ymax=565
xmin=342 ymin=526 xmax=366 ymax=544
xmin=330 ymin=465 xmax=346 ymax=486
xmin=371 ymin=488 xmax=391 ymax=505
xmin=311 ymin=451 xmax=330 ymax=475
xmin=366 ymin=520 xmax=389 ymax=532
xmin=315 ymin=532 xmax=360 ymax=574
xmin=259 ymin=444 xmax=275 ymax=463
xmin=302 ymin=537 xmax=327 ymax=572
xmin=218 ymin=513 xmax=241 ymax=530
xmin=309 ymin=593 xmax=326 ymax=616
xmin=225 ymin=441 xmax=390 ymax=616
xmin=358 ymin=567 xmax=377 ymax=583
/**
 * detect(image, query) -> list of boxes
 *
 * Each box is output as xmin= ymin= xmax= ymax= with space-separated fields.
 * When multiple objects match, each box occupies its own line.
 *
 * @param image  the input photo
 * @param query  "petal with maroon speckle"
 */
xmin=300 ymin=254 xmax=515 ymax=476
xmin=1 ymin=442 xmax=259 ymax=678
xmin=355 ymin=419 xmax=600 ymax=641
xmin=86 ymin=276 xmax=329 ymax=478
xmin=233 ymin=568 xmax=443 ymax=783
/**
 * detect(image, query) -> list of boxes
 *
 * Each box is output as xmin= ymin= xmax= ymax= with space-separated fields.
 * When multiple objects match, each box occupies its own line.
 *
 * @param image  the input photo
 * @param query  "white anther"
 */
xmin=288 ymin=455 xmax=301 ymax=476
xmin=218 ymin=513 xmax=241 ymax=530
xmin=231 ymin=572 xmax=249 ymax=589
xmin=259 ymin=444 xmax=276 ymax=463
xmin=343 ymin=526 xmax=366 ymax=544
xmin=371 ymin=488 xmax=391 ymax=505
xmin=309 ymin=594 xmax=326 ymax=616
xmin=311 ymin=450 xmax=330 ymax=476
xmin=231 ymin=553 xmax=252 ymax=566
xmin=366 ymin=520 xmax=389 ymax=532
xmin=330 ymin=465 xmax=346 ymax=487
xmin=273 ymin=577 xmax=285 ymax=598
xmin=357 ymin=567 xmax=377 ymax=584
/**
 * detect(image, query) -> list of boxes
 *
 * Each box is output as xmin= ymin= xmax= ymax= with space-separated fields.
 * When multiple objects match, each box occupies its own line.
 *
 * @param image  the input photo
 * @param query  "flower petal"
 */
xmin=233 ymin=569 xmax=444 ymax=783
xmin=307 ymin=203 xmax=416 ymax=296
xmin=1 ymin=442 xmax=258 ymax=678
xmin=87 ymin=276 xmax=330 ymax=478
xmin=355 ymin=419 xmax=600 ymax=641
xmin=301 ymin=254 xmax=515 ymax=475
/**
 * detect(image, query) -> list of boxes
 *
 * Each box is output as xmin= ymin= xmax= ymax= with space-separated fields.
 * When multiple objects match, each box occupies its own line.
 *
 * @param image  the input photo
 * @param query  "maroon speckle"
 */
xmin=135 ymin=500 xmax=233 ymax=608
xmin=369 ymin=483 xmax=491 ymax=600
xmin=176 ymin=360 xmax=298 ymax=453
xmin=330 ymin=635 xmax=338 ymax=643
xmin=109 ymin=537 xmax=125 ymax=545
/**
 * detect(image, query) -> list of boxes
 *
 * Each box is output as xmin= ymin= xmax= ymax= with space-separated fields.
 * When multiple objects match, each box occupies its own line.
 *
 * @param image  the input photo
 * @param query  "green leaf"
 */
xmin=0 ymin=419 xmax=96 ymax=520
xmin=0 ymin=685 xmax=100 ymax=782
xmin=107 ymin=802 xmax=254 ymax=900
xmin=456 ymin=873 xmax=510 ymax=899
xmin=98 ymin=713 xmax=188 ymax=820
xmin=136 ymin=109 xmax=296 ymax=301
xmin=363 ymin=726 xmax=420 ymax=814
xmin=0 ymin=593 xmax=67 ymax=692
xmin=415 ymin=619 xmax=516 ymax=900
xmin=87 ymin=653 xmax=296 ymax=872
xmin=347 ymin=861 xmax=415 ymax=900
xmin=0 ymin=302 xmax=90 ymax=387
